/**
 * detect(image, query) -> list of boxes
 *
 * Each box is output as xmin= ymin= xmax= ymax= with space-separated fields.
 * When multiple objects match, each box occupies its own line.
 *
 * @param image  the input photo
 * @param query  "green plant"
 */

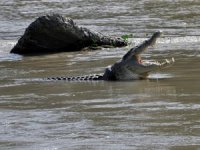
xmin=121 ymin=33 xmax=133 ymax=41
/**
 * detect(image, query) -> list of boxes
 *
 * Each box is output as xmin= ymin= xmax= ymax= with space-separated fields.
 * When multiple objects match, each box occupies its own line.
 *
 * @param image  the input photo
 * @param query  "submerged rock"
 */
xmin=10 ymin=14 xmax=127 ymax=55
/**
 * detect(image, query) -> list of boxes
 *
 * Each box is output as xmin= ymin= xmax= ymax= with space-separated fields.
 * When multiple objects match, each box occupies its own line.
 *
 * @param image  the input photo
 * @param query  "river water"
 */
xmin=0 ymin=0 xmax=200 ymax=150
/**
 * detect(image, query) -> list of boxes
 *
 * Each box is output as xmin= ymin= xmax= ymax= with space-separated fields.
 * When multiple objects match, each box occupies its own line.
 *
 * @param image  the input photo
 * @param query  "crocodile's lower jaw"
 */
xmin=143 ymin=57 xmax=175 ymax=67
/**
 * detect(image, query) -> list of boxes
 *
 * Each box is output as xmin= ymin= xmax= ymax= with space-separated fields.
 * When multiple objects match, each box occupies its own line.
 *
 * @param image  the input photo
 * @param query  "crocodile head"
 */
xmin=103 ymin=31 xmax=175 ymax=80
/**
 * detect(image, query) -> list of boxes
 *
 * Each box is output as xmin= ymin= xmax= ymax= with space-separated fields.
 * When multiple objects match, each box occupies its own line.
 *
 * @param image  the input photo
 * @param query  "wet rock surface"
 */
xmin=10 ymin=14 xmax=127 ymax=55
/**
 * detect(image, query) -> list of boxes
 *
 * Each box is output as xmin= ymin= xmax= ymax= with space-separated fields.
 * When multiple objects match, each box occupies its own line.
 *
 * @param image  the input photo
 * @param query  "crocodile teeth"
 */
xmin=165 ymin=59 xmax=170 ymax=63
xmin=172 ymin=57 xmax=175 ymax=62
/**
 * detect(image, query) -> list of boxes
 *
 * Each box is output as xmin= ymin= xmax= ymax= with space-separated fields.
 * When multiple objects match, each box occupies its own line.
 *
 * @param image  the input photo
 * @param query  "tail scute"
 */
xmin=46 ymin=74 xmax=103 ymax=81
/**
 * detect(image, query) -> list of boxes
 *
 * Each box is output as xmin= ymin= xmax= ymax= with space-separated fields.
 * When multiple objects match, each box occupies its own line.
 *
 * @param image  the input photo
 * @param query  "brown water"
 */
xmin=0 ymin=0 xmax=200 ymax=150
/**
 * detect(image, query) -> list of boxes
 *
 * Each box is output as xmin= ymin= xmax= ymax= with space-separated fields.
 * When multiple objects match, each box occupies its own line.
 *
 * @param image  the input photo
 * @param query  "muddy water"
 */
xmin=0 ymin=0 xmax=200 ymax=150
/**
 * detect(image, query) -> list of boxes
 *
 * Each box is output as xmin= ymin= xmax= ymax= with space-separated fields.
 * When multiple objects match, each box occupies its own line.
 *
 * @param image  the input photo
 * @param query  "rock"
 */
xmin=10 ymin=14 xmax=127 ymax=55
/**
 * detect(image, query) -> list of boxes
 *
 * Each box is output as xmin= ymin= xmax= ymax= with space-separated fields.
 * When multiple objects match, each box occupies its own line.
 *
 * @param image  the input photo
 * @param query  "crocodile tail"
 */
xmin=46 ymin=74 xmax=104 ymax=81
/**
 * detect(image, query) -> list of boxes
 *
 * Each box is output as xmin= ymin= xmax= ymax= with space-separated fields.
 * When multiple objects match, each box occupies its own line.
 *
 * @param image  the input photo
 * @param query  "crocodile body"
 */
xmin=47 ymin=31 xmax=174 ymax=81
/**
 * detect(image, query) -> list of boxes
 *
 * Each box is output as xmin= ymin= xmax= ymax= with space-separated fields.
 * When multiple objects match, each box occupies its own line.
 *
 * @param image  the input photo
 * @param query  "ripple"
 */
xmin=148 ymin=73 xmax=174 ymax=79
xmin=0 ymin=54 xmax=22 ymax=62
xmin=0 ymin=40 xmax=22 ymax=62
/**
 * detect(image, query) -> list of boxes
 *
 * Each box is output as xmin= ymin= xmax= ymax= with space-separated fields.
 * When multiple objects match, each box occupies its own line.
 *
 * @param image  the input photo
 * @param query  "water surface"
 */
xmin=0 ymin=0 xmax=200 ymax=150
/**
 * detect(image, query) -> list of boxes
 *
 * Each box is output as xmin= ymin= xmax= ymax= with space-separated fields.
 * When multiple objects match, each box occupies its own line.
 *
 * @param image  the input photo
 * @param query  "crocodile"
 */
xmin=46 ymin=31 xmax=174 ymax=81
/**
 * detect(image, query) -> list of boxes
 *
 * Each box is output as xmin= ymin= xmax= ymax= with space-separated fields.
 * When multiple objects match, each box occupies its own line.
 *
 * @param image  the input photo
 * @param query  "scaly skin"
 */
xmin=47 ymin=31 xmax=175 ymax=81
